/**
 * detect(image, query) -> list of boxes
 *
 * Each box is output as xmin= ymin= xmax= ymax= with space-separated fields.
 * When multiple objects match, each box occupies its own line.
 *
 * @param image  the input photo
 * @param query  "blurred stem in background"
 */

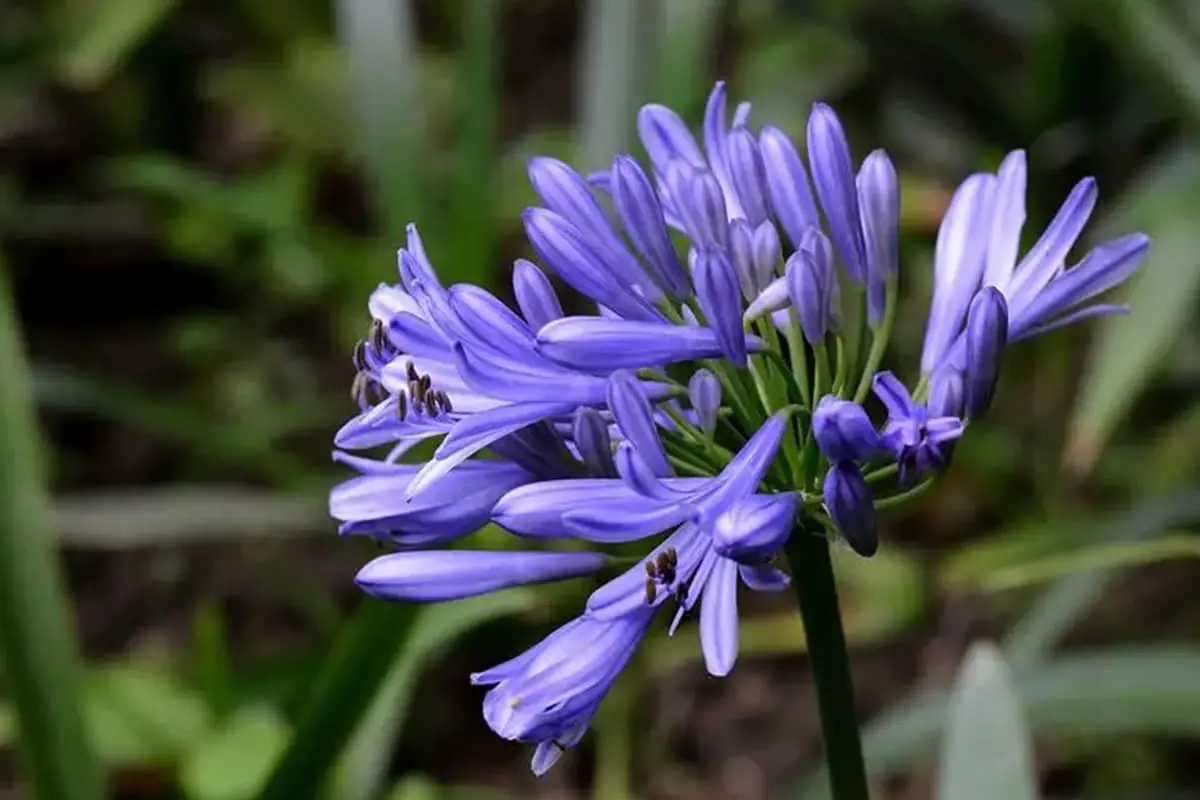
xmin=0 ymin=257 xmax=105 ymax=800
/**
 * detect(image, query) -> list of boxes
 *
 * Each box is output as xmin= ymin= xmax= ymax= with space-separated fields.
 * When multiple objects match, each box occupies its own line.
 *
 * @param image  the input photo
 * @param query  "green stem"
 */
xmin=784 ymin=523 xmax=870 ymax=800
xmin=0 ymin=263 xmax=104 ymax=800
xmin=784 ymin=310 xmax=811 ymax=407
xmin=852 ymin=277 xmax=898 ymax=403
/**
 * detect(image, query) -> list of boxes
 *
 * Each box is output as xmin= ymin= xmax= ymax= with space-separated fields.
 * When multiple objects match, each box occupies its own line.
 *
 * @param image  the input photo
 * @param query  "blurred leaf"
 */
xmin=577 ymin=0 xmax=657 ymax=171
xmin=1065 ymin=147 xmax=1200 ymax=475
xmin=86 ymin=662 xmax=211 ymax=767
xmin=51 ymin=487 xmax=324 ymax=548
xmin=450 ymin=0 xmax=499 ymax=285
xmin=1003 ymin=490 xmax=1200 ymax=671
xmin=964 ymin=532 xmax=1200 ymax=594
xmin=0 ymin=257 xmax=104 ymax=799
xmin=334 ymin=0 xmax=424 ymax=247
xmin=180 ymin=707 xmax=290 ymax=800
xmin=936 ymin=643 xmax=1036 ymax=800
xmin=332 ymin=590 xmax=537 ymax=800
xmin=1068 ymin=0 xmax=1200 ymax=130
xmin=255 ymin=601 xmax=416 ymax=800
xmin=796 ymin=647 xmax=1200 ymax=799
xmin=940 ymin=515 xmax=1101 ymax=591
xmin=58 ymin=0 xmax=177 ymax=88
xmin=389 ymin=774 xmax=442 ymax=800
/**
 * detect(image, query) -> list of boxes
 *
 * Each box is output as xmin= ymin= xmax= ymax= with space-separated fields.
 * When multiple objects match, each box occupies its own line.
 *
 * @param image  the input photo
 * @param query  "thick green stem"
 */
xmin=784 ymin=524 xmax=870 ymax=800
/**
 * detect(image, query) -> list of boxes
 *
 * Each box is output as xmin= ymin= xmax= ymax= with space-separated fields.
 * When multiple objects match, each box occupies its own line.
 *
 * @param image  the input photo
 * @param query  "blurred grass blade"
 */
xmin=57 ymin=0 xmax=177 ymax=88
xmin=181 ymin=707 xmax=290 ymax=800
xmin=332 ymin=590 xmax=536 ymax=800
xmin=255 ymin=600 xmax=415 ymax=800
xmin=796 ymin=647 xmax=1200 ymax=799
xmin=578 ymin=0 xmax=658 ymax=171
xmin=1064 ymin=147 xmax=1200 ymax=475
xmin=1069 ymin=0 xmax=1200 ymax=130
xmin=0 ymin=261 xmax=104 ymax=800
xmin=936 ymin=643 xmax=1036 ymax=800
xmin=451 ymin=0 xmax=499 ymax=284
xmin=1003 ymin=490 xmax=1200 ymax=671
xmin=653 ymin=0 xmax=722 ymax=109
xmin=334 ymin=0 xmax=424 ymax=247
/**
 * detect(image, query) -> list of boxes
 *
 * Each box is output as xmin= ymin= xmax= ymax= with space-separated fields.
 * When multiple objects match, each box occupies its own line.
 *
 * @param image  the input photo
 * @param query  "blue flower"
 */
xmin=356 ymin=550 xmax=609 ymax=602
xmin=921 ymin=150 xmax=1150 ymax=375
xmin=873 ymin=371 xmax=965 ymax=487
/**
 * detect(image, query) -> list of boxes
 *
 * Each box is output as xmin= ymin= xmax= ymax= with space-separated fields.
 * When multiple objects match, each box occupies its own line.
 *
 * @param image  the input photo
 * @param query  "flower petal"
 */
xmin=356 ymin=550 xmax=607 ymax=602
xmin=537 ymin=316 xmax=763 ymax=371
xmin=699 ymin=557 xmax=740 ymax=676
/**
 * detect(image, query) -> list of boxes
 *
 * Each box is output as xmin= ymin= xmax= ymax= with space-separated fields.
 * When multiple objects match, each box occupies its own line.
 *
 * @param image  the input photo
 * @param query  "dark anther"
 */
xmin=439 ymin=391 xmax=453 ymax=413
xmin=410 ymin=378 xmax=426 ymax=407
xmin=419 ymin=374 xmax=431 ymax=392
xmin=397 ymin=392 xmax=408 ymax=420
xmin=664 ymin=547 xmax=677 ymax=568
xmin=644 ymin=576 xmax=657 ymax=604
xmin=423 ymin=391 xmax=439 ymax=417
xmin=350 ymin=372 xmax=369 ymax=403
xmin=370 ymin=319 xmax=389 ymax=354
xmin=644 ymin=560 xmax=657 ymax=578
xmin=352 ymin=340 xmax=368 ymax=372
xmin=406 ymin=360 xmax=419 ymax=383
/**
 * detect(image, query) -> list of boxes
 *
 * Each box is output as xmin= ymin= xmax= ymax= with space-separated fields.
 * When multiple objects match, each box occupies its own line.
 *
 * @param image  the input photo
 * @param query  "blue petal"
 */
xmin=356 ymin=550 xmax=607 ymax=602
xmin=664 ymin=161 xmax=729 ymax=249
xmin=334 ymin=394 xmax=454 ymax=449
xmin=637 ymin=102 xmax=706 ymax=173
xmin=448 ymin=284 xmax=535 ymax=356
xmin=537 ymin=316 xmax=763 ymax=371
xmin=699 ymin=557 xmax=739 ymax=676
xmin=760 ymin=125 xmax=820 ymax=247
xmin=812 ymin=396 xmax=884 ymax=462
xmin=726 ymin=125 xmax=769 ymax=225
xmin=963 ymin=287 xmax=1009 ymax=420
xmin=711 ymin=493 xmax=797 ymax=563
xmin=606 ymin=370 xmax=671 ymax=476
xmin=693 ymin=249 xmax=747 ymax=366
xmin=824 ymin=463 xmax=877 ymax=557
xmin=451 ymin=342 xmax=609 ymax=404
xmin=572 ymin=407 xmax=616 ymax=477
xmin=807 ymin=103 xmax=868 ymax=283
xmin=1006 ymin=177 xmax=1098 ymax=314
xmin=611 ymin=154 xmax=691 ymax=299
xmin=688 ymin=369 xmax=721 ymax=435
xmin=739 ymin=563 xmax=791 ymax=592
xmin=513 ymin=258 xmax=564 ymax=330
xmin=871 ymin=371 xmax=917 ymax=419
xmin=587 ymin=523 xmax=705 ymax=618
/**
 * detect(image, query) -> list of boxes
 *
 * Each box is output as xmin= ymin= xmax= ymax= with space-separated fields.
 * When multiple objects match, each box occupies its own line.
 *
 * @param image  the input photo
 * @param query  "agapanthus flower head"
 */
xmin=329 ymin=79 xmax=1149 ymax=774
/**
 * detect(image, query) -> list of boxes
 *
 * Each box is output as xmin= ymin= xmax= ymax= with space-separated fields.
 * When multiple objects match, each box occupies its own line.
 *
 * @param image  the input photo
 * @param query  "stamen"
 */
xmin=406 ymin=360 xmax=419 ymax=383
xmin=352 ymin=340 xmax=368 ymax=372
xmin=396 ymin=392 xmax=408 ymax=420
xmin=644 ymin=576 xmax=657 ymax=604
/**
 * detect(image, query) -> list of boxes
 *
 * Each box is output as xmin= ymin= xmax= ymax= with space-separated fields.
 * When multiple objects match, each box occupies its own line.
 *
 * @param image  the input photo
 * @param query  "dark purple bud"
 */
xmin=812 ymin=395 xmax=884 ymax=462
xmin=693 ymin=249 xmax=747 ymax=367
xmin=760 ymin=125 xmax=820 ymax=248
xmin=611 ymin=155 xmax=692 ymax=299
xmin=807 ymin=103 xmax=867 ymax=283
xmin=512 ymin=258 xmax=564 ymax=331
xmin=964 ymin=286 xmax=1009 ymax=419
xmin=688 ymin=369 xmax=721 ymax=435
xmin=712 ymin=493 xmax=797 ymax=563
xmin=726 ymin=125 xmax=770 ymax=226
xmin=823 ymin=463 xmax=877 ymax=557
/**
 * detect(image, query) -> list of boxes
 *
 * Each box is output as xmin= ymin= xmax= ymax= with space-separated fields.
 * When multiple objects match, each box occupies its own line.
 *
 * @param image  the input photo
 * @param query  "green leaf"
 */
xmin=332 ymin=590 xmax=537 ymax=800
xmin=58 ymin=0 xmax=177 ymax=88
xmin=180 ymin=707 xmax=290 ymax=800
xmin=254 ymin=601 xmax=417 ymax=800
xmin=795 ymin=647 xmax=1200 ymax=799
xmin=0 ymin=257 xmax=104 ymax=799
xmin=936 ymin=643 xmax=1036 ymax=800
xmin=85 ymin=662 xmax=211 ymax=767
xmin=1003 ymin=490 xmax=1200 ymax=671
xmin=1064 ymin=147 xmax=1200 ymax=475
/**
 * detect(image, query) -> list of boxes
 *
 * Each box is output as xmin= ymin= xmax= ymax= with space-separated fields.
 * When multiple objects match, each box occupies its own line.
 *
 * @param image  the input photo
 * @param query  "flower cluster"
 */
xmin=330 ymin=82 xmax=1149 ymax=773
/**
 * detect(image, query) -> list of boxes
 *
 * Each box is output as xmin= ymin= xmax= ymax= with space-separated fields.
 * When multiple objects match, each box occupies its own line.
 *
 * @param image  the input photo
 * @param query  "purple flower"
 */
xmin=823 ymin=463 xmax=877 ymax=557
xmin=873 ymin=371 xmax=965 ymax=487
xmin=856 ymin=149 xmax=899 ymax=325
xmin=688 ymin=369 xmax=722 ymax=435
xmin=712 ymin=493 xmax=798 ymax=563
xmin=356 ymin=550 xmax=608 ymax=602
xmin=472 ymin=608 xmax=656 ymax=775
xmin=693 ymin=248 xmax=748 ymax=366
xmin=787 ymin=230 xmax=838 ymax=345
xmin=922 ymin=150 xmax=1151 ymax=374
xmin=808 ymin=103 xmax=868 ymax=283
xmin=812 ymin=396 xmax=885 ymax=463
xmin=611 ymin=154 xmax=691 ymax=299
xmin=536 ymin=316 xmax=764 ymax=372
xmin=963 ymin=287 xmax=1008 ymax=419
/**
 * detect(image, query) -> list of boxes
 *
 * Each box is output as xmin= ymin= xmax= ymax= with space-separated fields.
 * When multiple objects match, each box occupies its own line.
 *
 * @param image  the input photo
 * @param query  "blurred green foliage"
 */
xmin=0 ymin=0 xmax=1198 ymax=798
